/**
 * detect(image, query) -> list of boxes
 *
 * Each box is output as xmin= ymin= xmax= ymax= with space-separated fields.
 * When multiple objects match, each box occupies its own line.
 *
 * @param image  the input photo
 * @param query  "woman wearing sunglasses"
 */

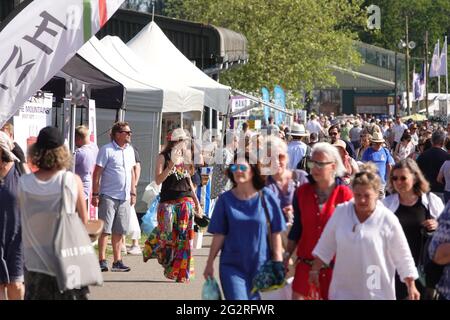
xmin=154 ymin=128 xmax=200 ymax=283
xmin=203 ymin=152 xmax=286 ymax=300
xmin=383 ymin=158 xmax=444 ymax=299
xmin=283 ymin=142 xmax=353 ymax=299
xmin=309 ymin=163 xmax=420 ymax=300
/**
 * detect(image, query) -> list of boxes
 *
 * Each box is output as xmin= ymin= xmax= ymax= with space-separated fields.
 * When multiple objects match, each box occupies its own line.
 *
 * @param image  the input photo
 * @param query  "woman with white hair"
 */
xmin=283 ymin=142 xmax=353 ymax=299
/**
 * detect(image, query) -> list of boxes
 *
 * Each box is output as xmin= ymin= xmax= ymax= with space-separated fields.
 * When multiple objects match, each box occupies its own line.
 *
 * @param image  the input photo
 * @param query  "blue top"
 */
xmin=0 ymin=164 xmax=22 ymax=283
xmin=75 ymin=143 xmax=98 ymax=199
xmin=361 ymin=146 xmax=395 ymax=184
xmin=96 ymin=141 xmax=136 ymax=201
xmin=428 ymin=203 xmax=450 ymax=300
xmin=208 ymin=187 xmax=286 ymax=274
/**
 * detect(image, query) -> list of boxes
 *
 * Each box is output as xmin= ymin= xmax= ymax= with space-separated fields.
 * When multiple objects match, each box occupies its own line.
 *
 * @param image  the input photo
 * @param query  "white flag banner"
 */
xmin=438 ymin=38 xmax=447 ymax=76
xmin=429 ymin=42 xmax=440 ymax=78
xmin=0 ymin=0 xmax=124 ymax=127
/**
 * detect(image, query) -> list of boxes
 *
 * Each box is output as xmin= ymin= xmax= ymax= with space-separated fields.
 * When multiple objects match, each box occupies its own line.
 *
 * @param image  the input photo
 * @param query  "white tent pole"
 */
xmin=438 ymin=39 xmax=441 ymax=95
xmin=181 ymin=112 xmax=184 ymax=129
xmin=151 ymin=0 xmax=155 ymax=22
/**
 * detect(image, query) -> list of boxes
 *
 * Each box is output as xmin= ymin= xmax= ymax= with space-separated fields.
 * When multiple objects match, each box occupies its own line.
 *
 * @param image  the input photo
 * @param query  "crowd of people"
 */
xmin=0 ymin=111 xmax=449 ymax=300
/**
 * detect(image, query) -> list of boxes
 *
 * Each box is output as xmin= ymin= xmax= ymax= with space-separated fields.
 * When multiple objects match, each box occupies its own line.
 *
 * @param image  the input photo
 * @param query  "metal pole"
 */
xmin=425 ymin=31 xmax=429 ymax=118
xmin=406 ymin=15 xmax=411 ymax=116
xmin=394 ymin=51 xmax=398 ymax=116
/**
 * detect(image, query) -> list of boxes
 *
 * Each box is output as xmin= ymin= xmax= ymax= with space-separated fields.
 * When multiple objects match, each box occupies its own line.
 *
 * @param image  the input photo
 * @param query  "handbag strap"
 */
xmin=260 ymin=190 xmax=272 ymax=254
xmin=59 ymin=171 xmax=70 ymax=218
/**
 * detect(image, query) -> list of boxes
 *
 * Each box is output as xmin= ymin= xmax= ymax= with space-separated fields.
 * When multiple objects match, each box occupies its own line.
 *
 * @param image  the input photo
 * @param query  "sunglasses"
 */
xmin=329 ymin=132 xmax=338 ymax=136
xmin=119 ymin=130 xmax=132 ymax=135
xmin=229 ymin=164 xmax=248 ymax=172
xmin=307 ymin=160 xmax=334 ymax=169
xmin=392 ymin=176 xmax=407 ymax=182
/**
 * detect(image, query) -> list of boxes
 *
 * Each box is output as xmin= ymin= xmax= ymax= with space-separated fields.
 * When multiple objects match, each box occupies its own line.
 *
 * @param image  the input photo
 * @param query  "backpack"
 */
xmin=297 ymin=145 xmax=311 ymax=173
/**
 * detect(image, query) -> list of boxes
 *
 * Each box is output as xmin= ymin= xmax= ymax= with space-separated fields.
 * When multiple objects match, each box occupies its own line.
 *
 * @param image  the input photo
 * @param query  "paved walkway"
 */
xmin=89 ymin=233 xmax=218 ymax=300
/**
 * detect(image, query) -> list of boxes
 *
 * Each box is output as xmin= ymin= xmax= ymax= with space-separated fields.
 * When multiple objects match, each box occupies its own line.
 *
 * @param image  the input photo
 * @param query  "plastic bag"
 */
xmin=202 ymin=277 xmax=222 ymax=300
xmin=259 ymin=277 xmax=293 ymax=300
xmin=141 ymin=181 xmax=161 ymax=206
xmin=141 ymin=195 xmax=160 ymax=236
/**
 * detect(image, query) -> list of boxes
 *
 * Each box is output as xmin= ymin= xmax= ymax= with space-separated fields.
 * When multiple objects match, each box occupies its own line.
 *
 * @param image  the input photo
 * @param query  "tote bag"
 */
xmin=53 ymin=172 xmax=103 ymax=292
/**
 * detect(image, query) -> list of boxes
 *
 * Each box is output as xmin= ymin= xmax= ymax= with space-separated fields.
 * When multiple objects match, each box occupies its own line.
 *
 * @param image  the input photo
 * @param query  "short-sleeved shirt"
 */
xmin=417 ymin=147 xmax=450 ymax=193
xmin=75 ymin=143 xmax=98 ymax=199
xmin=208 ymin=188 xmax=286 ymax=274
xmin=393 ymin=123 xmax=408 ymax=142
xmin=287 ymin=141 xmax=308 ymax=170
xmin=96 ymin=141 xmax=136 ymax=201
xmin=362 ymin=147 xmax=395 ymax=184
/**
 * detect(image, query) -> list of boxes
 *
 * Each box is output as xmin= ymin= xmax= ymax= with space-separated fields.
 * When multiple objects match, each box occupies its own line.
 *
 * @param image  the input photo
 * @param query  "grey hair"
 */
xmin=310 ymin=142 xmax=346 ymax=177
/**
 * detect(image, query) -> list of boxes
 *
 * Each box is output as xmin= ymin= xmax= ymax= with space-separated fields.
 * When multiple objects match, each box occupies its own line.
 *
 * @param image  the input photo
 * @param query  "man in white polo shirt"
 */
xmin=92 ymin=122 xmax=136 ymax=273
xmin=392 ymin=116 xmax=408 ymax=151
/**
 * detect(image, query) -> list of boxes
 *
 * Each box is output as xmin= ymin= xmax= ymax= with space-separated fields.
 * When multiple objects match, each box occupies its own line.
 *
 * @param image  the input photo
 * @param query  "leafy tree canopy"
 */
xmin=164 ymin=0 xmax=366 ymax=106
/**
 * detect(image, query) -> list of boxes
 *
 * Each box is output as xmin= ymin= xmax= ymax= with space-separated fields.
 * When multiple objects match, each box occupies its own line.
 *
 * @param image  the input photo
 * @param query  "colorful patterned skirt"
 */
xmin=156 ymin=197 xmax=195 ymax=283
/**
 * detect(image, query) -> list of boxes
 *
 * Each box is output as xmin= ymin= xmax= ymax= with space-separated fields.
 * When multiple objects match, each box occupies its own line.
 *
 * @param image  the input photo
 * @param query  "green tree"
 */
xmin=359 ymin=0 xmax=450 ymax=92
xmin=164 ymin=0 xmax=366 ymax=107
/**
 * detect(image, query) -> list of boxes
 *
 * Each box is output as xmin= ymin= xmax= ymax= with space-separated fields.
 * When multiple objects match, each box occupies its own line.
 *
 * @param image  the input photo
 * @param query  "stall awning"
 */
xmin=213 ymin=26 xmax=248 ymax=65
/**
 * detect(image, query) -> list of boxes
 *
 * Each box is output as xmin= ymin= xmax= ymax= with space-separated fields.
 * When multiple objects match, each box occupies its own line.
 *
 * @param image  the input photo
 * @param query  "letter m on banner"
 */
xmin=0 ymin=0 xmax=124 ymax=127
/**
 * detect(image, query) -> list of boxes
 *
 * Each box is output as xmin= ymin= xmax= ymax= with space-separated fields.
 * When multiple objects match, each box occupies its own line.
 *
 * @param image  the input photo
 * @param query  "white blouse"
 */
xmin=312 ymin=201 xmax=418 ymax=300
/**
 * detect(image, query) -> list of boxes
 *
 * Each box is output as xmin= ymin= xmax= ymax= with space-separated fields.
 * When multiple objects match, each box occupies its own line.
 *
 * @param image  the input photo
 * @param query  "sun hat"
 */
xmin=371 ymin=131 xmax=385 ymax=143
xmin=332 ymin=139 xmax=348 ymax=154
xmin=0 ymin=131 xmax=19 ymax=162
xmin=288 ymin=123 xmax=309 ymax=137
xmin=170 ymin=128 xmax=189 ymax=141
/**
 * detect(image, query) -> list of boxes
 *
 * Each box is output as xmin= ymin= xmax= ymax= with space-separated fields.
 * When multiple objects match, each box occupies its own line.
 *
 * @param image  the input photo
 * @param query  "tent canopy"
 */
xmin=100 ymin=35 xmax=204 ymax=113
xmin=127 ymin=21 xmax=230 ymax=113
xmin=77 ymin=37 xmax=164 ymax=113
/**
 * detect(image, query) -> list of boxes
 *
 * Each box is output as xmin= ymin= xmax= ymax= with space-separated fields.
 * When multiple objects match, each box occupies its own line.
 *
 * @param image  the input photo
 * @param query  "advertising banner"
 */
xmin=0 ymin=0 xmax=124 ymax=127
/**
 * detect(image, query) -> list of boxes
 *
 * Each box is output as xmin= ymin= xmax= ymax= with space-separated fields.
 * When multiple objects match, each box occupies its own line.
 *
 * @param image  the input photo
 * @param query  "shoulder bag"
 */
xmin=252 ymin=190 xmax=286 ymax=294
xmin=53 ymin=172 xmax=103 ymax=292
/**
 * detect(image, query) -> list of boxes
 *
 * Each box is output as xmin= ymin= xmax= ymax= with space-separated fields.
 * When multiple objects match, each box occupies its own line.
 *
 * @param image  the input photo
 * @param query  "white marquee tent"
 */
xmin=127 ymin=21 xmax=231 ymax=114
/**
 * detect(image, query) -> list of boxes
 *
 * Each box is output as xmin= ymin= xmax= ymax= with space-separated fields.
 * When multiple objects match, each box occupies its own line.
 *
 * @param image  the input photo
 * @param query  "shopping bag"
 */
xmin=259 ymin=277 xmax=293 ymax=300
xmin=251 ymin=260 xmax=286 ymax=294
xmin=141 ymin=181 xmax=161 ymax=206
xmin=141 ymin=195 xmax=160 ymax=236
xmin=202 ymin=277 xmax=223 ymax=300
xmin=54 ymin=172 xmax=103 ymax=291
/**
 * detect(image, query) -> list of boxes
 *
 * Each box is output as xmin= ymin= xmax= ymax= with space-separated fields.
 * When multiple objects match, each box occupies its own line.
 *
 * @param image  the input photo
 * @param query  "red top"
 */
xmin=292 ymin=182 xmax=353 ymax=298
xmin=296 ymin=183 xmax=353 ymax=260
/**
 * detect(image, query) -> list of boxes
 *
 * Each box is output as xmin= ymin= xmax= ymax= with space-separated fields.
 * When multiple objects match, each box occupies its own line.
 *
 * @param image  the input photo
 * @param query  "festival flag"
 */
xmin=261 ymin=87 xmax=270 ymax=123
xmin=273 ymin=85 xmax=285 ymax=125
xmin=438 ymin=37 xmax=447 ymax=76
xmin=0 ymin=0 xmax=124 ymax=127
xmin=429 ymin=41 xmax=440 ymax=78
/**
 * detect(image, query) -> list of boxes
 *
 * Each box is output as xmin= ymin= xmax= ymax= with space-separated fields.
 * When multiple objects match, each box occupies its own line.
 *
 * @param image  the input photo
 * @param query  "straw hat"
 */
xmin=170 ymin=128 xmax=189 ymax=141
xmin=332 ymin=139 xmax=348 ymax=154
xmin=371 ymin=131 xmax=385 ymax=143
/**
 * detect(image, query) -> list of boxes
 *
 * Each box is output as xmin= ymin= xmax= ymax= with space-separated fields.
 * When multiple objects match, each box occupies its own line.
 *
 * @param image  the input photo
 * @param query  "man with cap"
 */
xmin=287 ymin=123 xmax=309 ymax=170
xmin=361 ymin=131 xmax=395 ymax=198
xmin=92 ymin=121 xmax=136 ymax=272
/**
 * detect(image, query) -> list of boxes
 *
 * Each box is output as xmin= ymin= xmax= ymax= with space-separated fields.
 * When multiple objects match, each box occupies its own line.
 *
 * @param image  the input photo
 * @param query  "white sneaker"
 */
xmin=127 ymin=245 xmax=142 ymax=255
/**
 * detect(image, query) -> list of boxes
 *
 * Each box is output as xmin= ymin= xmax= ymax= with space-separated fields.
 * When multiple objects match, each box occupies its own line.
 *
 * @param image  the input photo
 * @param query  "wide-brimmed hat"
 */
xmin=170 ymin=128 xmax=189 ymax=141
xmin=288 ymin=123 xmax=309 ymax=137
xmin=332 ymin=139 xmax=348 ymax=152
xmin=371 ymin=131 xmax=385 ymax=143
xmin=0 ymin=131 xmax=19 ymax=162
